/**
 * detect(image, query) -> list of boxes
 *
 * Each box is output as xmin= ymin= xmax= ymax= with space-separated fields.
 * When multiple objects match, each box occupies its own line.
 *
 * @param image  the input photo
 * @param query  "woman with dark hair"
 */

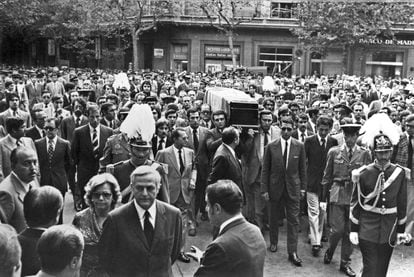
xmin=72 ymin=173 xmax=121 ymax=277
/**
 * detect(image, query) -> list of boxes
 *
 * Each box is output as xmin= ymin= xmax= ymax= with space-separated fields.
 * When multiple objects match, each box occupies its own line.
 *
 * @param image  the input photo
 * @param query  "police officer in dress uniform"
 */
xmin=349 ymin=113 xmax=411 ymax=277
xmin=321 ymin=118 xmax=371 ymax=277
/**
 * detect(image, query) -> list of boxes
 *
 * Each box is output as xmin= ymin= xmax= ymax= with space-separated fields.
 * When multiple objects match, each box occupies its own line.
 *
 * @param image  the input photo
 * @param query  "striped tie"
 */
xmin=92 ymin=128 xmax=99 ymax=159
xmin=48 ymin=139 xmax=54 ymax=164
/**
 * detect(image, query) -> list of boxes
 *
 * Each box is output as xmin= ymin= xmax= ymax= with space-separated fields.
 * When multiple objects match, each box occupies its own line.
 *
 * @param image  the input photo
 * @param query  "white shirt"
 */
xmin=173 ymin=145 xmax=185 ymax=168
xmin=134 ymin=199 xmax=156 ymax=229
xmin=219 ymin=214 xmax=244 ymax=234
xmin=89 ymin=124 xmax=100 ymax=146
xmin=157 ymin=136 xmax=166 ymax=149
xmin=298 ymin=130 xmax=307 ymax=142
xmin=317 ymin=134 xmax=326 ymax=146
xmin=260 ymin=130 xmax=270 ymax=159
xmin=47 ymin=136 xmax=58 ymax=152
xmin=281 ymin=137 xmax=291 ymax=168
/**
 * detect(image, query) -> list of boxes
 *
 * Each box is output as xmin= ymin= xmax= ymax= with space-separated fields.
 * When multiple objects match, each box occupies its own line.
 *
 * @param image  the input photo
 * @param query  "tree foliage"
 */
xmin=293 ymin=1 xmax=414 ymax=56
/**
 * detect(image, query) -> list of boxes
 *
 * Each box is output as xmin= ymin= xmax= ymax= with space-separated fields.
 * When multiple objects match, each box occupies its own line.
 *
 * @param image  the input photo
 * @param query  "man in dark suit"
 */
xmin=25 ymin=109 xmax=46 ymax=141
xmin=18 ymin=186 xmax=63 ymax=276
xmin=60 ymin=98 xmax=88 ymax=211
xmin=240 ymin=110 xmax=280 ymax=231
xmin=190 ymin=180 xmax=266 ymax=277
xmin=183 ymin=109 xmax=209 ymax=226
xmin=0 ymin=93 xmax=31 ymax=130
xmin=304 ymin=115 xmax=338 ymax=257
xmin=208 ymin=126 xmax=243 ymax=196
xmin=35 ymin=117 xmax=71 ymax=197
xmin=0 ymin=147 xmax=39 ymax=233
xmin=100 ymin=102 xmax=120 ymax=130
xmin=261 ymin=117 xmax=306 ymax=266
xmin=292 ymin=113 xmax=314 ymax=143
xmin=205 ymin=110 xmax=227 ymax=162
xmin=99 ymin=165 xmax=182 ymax=277
xmin=71 ymin=105 xmax=113 ymax=208
xmin=151 ymin=118 xmax=173 ymax=158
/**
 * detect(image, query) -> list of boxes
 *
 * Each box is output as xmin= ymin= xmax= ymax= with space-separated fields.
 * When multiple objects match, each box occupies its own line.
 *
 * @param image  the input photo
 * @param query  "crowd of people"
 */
xmin=0 ymin=64 xmax=414 ymax=277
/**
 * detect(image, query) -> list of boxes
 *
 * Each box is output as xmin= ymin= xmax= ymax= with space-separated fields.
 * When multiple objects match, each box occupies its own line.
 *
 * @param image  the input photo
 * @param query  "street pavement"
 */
xmin=63 ymin=192 xmax=414 ymax=277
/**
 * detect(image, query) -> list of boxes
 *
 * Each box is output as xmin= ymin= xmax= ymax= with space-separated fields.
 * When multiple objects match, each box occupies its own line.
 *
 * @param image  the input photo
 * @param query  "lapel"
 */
xmin=254 ymin=131 xmax=261 ymax=159
xmin=187 ymin=127 xmax=194 ymax=148
xmin=218 ymin=217 xmax=245 ymax=237
xmin=10 ymin=174 xmax=28 ymax=203
xmin=151 ymin=201 xmax=167 ymax=252
xmin=4 ymin=135 xmax=16 ymax=151
xmin=126 ymin=202 xmax=150 ymax=250
xmin=340 ymin=144 xmax=350 ymax=163
xmin=84 ymin=125 xmax=93 ymax=151
xmin=166 ymin=146 xmax=180 ymax=174
xmin=223 ymin=144 xmax=241 ymax=170
xmin=287 ymin=140 xmax=295 ymax=169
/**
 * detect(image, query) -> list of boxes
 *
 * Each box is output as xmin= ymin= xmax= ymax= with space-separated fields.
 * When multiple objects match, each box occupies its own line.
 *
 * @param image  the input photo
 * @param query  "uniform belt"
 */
xmin=364 ymin=205 xmax=397 ymax=215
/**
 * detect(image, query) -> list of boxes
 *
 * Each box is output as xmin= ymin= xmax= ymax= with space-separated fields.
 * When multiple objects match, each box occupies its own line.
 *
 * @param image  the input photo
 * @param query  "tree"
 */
xmin=198 ymin=0 xmax=261 ymax=70
xmin=293 ymin=2 xmax=414 ymax=73
xmin=80 ymin=0 xmax=173 ymax=70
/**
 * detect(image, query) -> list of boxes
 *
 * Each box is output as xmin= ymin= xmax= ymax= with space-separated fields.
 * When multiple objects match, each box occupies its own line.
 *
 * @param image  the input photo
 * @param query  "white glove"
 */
xmin=186 ymin=245 xmax=204 ymax=263
xmin=319 ymin=202 xmax=327 ymax=211
xmin=349 ymin=232 xmax=359 ymax=245
xmin=397 ymin=233 xmax=412 ymax=245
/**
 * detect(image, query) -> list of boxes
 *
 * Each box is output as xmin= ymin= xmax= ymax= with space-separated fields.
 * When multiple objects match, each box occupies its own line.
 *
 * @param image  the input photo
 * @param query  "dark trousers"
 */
xmin=359 ymin=239 xmax=394 ymax=277
xmin=269 ymin=187 xmax=299 ymax=254
xmin=328 ymin=204 xmax=353 ymax=265
xmin=194 ymin=176 xmax=207 ymax=217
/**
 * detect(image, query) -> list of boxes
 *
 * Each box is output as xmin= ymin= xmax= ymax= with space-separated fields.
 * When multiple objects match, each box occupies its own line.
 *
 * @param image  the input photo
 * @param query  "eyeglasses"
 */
xmin=42 ymin=96 xmax=50 ymax=99
xmin=91 ymin=192 xmax=112 ymax=199
xmin=44 ymin=126 xmax=56 ymax=131
xmin=281 ymin=127 xmax=293 ymax=131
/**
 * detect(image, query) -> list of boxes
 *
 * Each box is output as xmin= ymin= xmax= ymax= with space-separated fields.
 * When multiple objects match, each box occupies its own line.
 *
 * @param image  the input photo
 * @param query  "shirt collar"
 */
xmin=281 ymin=137 xmax=291 ymax=144
xmin=47 ymin=136 xmax=58 ymax=144
xmin=35 ymin=125 xmax=43 ymax=135
xmin=89 ymin=124 xmax=100 ymax=131
xmin=317 ymin=133 xmax=327 ymax=144
xmin=11 ymin=171 xmax=32 ymax=191
xmin=134 ymin=199 xmax=156 ymax=222
xmin=219 ymin=214 xmax=243 ymax=234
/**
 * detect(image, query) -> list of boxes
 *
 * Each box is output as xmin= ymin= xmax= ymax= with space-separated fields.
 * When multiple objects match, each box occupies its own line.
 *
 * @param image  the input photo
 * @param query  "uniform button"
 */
xmin=382 ymin=192 xmax=386 ymax=195
xmin=382 ymin=198 xmax=386 ymax=201
xmin=382 ymin=205 xmax=385 ymax=208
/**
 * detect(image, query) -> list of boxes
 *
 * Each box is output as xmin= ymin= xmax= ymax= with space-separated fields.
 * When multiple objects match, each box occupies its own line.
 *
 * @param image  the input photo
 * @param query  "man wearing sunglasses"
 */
xmin=34 ymin=118 xmax=71 ymax=208
xmin=261 ymin=117 xmax=306 ymax=267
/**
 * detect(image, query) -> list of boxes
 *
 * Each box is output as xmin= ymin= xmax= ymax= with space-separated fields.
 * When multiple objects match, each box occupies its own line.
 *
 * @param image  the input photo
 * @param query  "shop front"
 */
xmin=203 ymin=45 xmax=241 ymax=73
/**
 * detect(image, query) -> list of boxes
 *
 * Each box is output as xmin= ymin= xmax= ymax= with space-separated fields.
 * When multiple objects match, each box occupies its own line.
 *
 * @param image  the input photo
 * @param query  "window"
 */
xmin=270 ymin=2 xmax=297 ymax=18
xmin=258 ymin=47 xmax=293 ymax=75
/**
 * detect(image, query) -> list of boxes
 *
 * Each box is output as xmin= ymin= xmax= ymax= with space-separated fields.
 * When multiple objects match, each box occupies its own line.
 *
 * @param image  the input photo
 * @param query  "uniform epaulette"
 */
xmin=352 ymin=165 xmax=368 ymax=183
xmin=397 ymin=165 xmax=411 ymax=181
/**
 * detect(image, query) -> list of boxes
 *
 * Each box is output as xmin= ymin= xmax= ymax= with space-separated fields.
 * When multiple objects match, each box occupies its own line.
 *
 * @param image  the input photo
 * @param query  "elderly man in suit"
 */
xmin=183 ymin=109 xmax=209 ymax=228
xmin=208 ymin=126 xmax=243 ymax=195
xmin=99 ymin=165 xmax=182 ymax=277
xmin=304 ymin=115 xmax=338 ymax=257
xmin=261 ymin=117 xmax=307 ymax=266
xmin=156 ymin=127 xmax=197 ymax=263
xmin=0 ymin=117 xmax=38 ymax=182
xmin=35 ymin=118 xmax=71 ymax=197
xmin=0 ymin=147 xmax=39 ymax=233
xmin=321 ymin=119 xmax=371 ymax=277
xmin=190 ymin=180 xmax=266 ymax=277
xmin=71 ymin=105 xmax=113 ymax=208
xmin=240 ymin=110 xmax=280 ymax=231
xmin=0 ymin=93 xmax=31 ymax=130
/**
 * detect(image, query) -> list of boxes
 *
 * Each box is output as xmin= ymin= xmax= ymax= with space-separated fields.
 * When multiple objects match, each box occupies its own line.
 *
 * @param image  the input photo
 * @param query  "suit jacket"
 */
xmin=292 ymin=129 xmax=314 ymax=142
xmin=18 ymin=228 xmax=44 ymax=276
xmin=240 ymin=126 xmax=280 ymax=186
xmin=0 ymin=135 xmax=38 ymax=181
xmin=261 ymin=138 xmax=307 ymax=202
xmin=60 ymin=115 xmax=88 ymax=143
xmin=45 ymin=81 xmax=65 ymax=96
xmin=99 ymin=200 xmax=182 ymax=277
xmin=25 ymin=126 xmax=44 ymax=141
xmin=71 ymin=124 xmax=113 ymax=188
xmin=151 ymin=135 xmax=173 ymax=158
xmin=0 ymin=173 xmax=39 ymax=233
xmin=35 ymin=137 xmax=71 ymax=193
xmin=208 ymin=144 xmax=243 ymax=194
xmin=304 ymin=135 xmax=338 ymax=196
xmin=100 ymin=117 xmax=121 ymax=130
xmin=184 ymin=126 xmax=209 ymax=181
xmin=194 ymin=217 xmax=266 ymax=277
xmin=0 ymin=108 xmax=31 ymax=130
xmin=205 ymin=128 xmax=223 ymax=162
xmin=155 ymin=146 xmax=196 ymax=204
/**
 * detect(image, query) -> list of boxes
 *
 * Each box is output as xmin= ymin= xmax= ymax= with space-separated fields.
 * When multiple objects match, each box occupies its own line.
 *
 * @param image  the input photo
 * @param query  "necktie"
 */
xmin=349 ymin=148 xmax=353 ymax=161
xmin=409 ymin=136 xmax=414 ymax=170
xmin=92 ymin=128 xmax=99 ymax=159
xmin=178 ymin=148 xmax=185 ymax=175
xmin=76 ymin=117 xmax=81 ymax=127
xmin=301 ymin=133 xmax=305 ymax=142
xmin=264 ymin=131 xmax=269 ymax=147
xmin=193 ymin=128 xmax=199 ymax=152
xmin=144 ymin=211 xmax=154 ymax=245
xmin=48 ymin=139 xmax=54 ymax=164
xmin=321 ymin=138 xmax=326 ymax=150
xmin=158 ymin=138 xmax=164 ymax=151
xmin=16 ymin=139 xmax=21 ymax=146
xmin=13 ymin=111 xmax=17 ymax=117
xmin=283 ymin=140 xmax=288 ymax=168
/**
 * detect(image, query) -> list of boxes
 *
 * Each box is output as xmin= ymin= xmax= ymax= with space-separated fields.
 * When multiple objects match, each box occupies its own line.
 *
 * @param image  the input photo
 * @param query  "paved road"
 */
xmin=63 ymin=192 xmax=414 ymax=277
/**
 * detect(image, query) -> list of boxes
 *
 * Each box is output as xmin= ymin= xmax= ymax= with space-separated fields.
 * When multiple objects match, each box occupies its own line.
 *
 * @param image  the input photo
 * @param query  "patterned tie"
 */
xmin=76 ymin=117 xmax=81 ymax=127
xmin=144 ymin=211 xmax=154 ymax=245
xmin=349 ymin=148 xmax=353 ymax=161
xmin=193 ymin=128 xmax=199 ymax=152
xmin=158 ymin=138 xmax=164 ymax=151
xmin=92 ymin=128 xmax=99 ymax=159
xmin=264 ymin=131 xmax=269 ymax=147
xmin=48 ymin=139 xmax=54 ymax=164
xmin=178 ymin=148 xmax=185 ymax=175
xmin=301 ymin=133 xmax=305 ymax=143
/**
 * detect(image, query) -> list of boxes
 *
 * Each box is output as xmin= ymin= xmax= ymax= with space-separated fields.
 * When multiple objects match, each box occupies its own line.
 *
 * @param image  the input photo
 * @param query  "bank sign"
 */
xmin=358 ymin=38 xmax=414 ymax=46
